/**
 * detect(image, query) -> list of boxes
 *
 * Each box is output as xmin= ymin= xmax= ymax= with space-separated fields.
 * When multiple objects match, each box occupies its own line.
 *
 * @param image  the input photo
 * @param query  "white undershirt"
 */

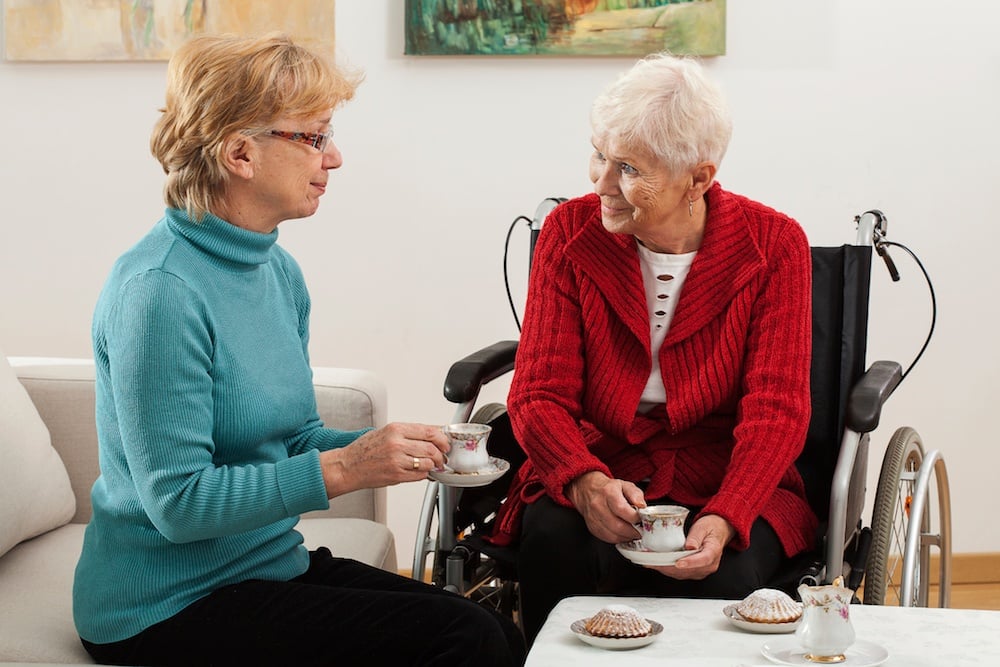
xmin=636 ymin=243 xmax=696 ymax=411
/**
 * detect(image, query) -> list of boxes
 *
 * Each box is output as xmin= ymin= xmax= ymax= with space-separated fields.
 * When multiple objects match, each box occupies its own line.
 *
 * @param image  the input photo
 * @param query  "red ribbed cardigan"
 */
xmin=491 ymin=183 xmax=818 ymax=557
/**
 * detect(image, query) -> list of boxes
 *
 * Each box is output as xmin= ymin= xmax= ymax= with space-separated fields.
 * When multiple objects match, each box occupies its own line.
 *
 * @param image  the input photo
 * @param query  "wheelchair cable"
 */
xmin=877 ymin=240 xmax=937 ymax=381
xmin=503 ymin=215 xmax=532 ymax=333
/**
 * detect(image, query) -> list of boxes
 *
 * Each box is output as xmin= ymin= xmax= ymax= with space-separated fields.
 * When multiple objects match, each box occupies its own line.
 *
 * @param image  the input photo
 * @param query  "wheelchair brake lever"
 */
xmin=875 ymin=241 xmax=900 ymax=282
xmin=856 ymin=209 xmax=901 ymax=282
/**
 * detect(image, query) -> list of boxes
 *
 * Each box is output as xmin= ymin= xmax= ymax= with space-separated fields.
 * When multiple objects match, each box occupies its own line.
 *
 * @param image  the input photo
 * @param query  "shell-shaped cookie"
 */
xmin=735 ymin=588 xmax=803 ymax=624
xmin=584 ymin=604 xmax=653 ymax=638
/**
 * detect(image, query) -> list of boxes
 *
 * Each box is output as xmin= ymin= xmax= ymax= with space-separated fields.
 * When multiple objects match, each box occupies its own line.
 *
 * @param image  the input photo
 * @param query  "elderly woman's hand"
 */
xmin=566 ymin=471 xmax=647 ymax=544
xmin=319 ymin=423 xmax=450 ymax=497
xmin=646 ymin=513 xmax=735 ymax=580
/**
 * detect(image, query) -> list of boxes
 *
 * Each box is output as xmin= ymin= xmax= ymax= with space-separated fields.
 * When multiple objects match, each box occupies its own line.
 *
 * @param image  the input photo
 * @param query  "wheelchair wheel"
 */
xmin=471 ymin=402 xmax=508 ymax=425
xmin=865 ymin=427 xmax=928 ymax=606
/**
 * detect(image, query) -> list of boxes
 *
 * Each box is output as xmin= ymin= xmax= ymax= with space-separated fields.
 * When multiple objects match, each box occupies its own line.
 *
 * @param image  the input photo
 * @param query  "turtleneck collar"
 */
xmin=164 ymin=208 xmax=278 ymax=268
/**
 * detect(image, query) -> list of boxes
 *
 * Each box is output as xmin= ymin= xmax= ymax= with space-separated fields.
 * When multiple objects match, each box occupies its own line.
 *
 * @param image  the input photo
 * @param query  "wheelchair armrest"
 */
xmin=845 ymin=360 xmax=903 ymax=433
xmin=443 ymin=340 xmax=519 ymax=404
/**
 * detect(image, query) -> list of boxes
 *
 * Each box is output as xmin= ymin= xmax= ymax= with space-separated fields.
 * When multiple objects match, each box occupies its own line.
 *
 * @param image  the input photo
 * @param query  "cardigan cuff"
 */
xmin=700 ymin=489 xmax=757 ymax=551
xmin=545 ymin=462 xmax=614 ymax=507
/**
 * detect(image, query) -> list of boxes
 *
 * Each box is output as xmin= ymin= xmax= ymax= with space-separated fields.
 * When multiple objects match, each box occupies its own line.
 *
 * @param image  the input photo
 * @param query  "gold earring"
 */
xmin=688 ymin=198 xmax=694 ymax=217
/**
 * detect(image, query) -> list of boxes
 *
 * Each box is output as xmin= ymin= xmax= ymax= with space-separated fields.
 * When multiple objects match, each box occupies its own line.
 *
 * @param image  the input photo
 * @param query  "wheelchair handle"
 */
xmin=529 ymin=197 xmax=567 ymax=271
xmin=856 ymin=209 xmax=900 ymax=282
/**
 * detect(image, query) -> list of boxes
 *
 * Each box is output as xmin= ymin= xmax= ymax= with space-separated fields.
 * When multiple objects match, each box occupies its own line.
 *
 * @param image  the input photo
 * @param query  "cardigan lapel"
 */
xmin=663 ymin=184 xmax=766 ymax=345
xmin=558 ymin=186 xmax=766 ymax=349
xmin=563 ymin=199 xmax=650 ymax=347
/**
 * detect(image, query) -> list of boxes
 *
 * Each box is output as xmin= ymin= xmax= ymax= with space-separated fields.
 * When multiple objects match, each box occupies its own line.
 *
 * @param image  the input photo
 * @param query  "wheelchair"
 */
xmin=412 ymin=201 xmax=952 ymax=625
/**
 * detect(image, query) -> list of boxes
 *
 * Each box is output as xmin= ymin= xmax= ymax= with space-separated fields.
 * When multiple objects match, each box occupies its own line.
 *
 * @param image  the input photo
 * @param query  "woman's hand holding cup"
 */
xmin=319 ymin=422 xmax=449 ymax=497
xmin=566 ymin=471 xmax=647 ymax=544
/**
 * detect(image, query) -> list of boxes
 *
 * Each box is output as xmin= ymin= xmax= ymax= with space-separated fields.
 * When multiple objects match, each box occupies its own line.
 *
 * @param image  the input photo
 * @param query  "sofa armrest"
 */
xmin=10 ymin=358 xmax=390 ymax=527
xmin=304 ymin=366 xmax=389 ymax=525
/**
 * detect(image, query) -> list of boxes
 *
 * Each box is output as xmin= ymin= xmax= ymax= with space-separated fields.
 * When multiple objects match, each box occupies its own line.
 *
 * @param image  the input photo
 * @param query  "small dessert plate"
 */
xmin=723 ymin=603 xmax=801 ymax=634
xmin=570 ymin=618 xmax=663 ymax=650
xmin=428 ymin=457 xmax=509 ymax=488
xmin=615 ymin=541 xmax=702 ymax=566
xmin=760 ymin=637 xmax=888 ymax=666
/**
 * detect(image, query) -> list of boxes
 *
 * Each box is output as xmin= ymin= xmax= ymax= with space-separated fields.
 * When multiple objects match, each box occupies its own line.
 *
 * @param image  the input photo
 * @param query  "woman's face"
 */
xmin=250 ymin=111 xmax=342 ymax=227
xmin=588 ymin=135 xmax=690 ymax=238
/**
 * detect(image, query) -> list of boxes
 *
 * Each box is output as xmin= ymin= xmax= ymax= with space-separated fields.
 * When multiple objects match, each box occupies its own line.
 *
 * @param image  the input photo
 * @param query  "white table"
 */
xmin=526 ymin=596 xmax=1000 ymax=666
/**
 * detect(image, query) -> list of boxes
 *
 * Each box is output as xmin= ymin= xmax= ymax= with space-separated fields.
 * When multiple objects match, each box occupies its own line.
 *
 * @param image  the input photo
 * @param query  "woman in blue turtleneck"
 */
xmin=73 ymin=34 xmax=525 ymax=667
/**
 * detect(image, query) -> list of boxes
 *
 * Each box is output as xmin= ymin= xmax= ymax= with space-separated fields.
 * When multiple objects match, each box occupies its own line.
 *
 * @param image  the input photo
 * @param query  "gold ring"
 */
xmin=412 ymin=457 xmax=420 ymax=470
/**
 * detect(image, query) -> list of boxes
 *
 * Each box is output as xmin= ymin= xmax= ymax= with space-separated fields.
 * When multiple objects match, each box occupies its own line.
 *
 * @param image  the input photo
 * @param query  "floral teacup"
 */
xmin=634 ymin=505 xmax=688 ymax=552
xmin=442 ymin=423 xmax=491 ymax=473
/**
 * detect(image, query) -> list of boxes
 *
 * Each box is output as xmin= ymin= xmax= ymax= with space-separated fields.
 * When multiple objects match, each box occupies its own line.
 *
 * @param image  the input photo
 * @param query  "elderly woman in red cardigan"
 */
xmin=492 ymin=53 xmax=818 ymax=644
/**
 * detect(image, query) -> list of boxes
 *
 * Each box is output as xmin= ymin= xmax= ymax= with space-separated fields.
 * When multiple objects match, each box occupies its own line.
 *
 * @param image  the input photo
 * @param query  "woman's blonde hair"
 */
xmin=591 ymin=52 xmax=731 ymax=176
xmin=150 ymin=33 xmax=362 ymax=219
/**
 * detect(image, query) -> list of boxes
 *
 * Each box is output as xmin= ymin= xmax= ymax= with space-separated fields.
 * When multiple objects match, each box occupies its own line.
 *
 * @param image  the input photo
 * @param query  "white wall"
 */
xmin=2 ymin=1 xmax=998 ymax=571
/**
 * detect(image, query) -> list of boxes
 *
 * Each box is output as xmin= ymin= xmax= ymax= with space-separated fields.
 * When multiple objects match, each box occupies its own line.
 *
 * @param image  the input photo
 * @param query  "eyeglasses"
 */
xmin=265 ymin=129 xmax=334 ymax=152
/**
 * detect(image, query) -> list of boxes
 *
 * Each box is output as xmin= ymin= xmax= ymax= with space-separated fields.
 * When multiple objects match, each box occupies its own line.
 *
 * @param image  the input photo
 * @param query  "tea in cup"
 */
xmin=442 ymin=423 xmax=491 ymax=473
xmin=635 ymin=505 xmax=688 ymax=552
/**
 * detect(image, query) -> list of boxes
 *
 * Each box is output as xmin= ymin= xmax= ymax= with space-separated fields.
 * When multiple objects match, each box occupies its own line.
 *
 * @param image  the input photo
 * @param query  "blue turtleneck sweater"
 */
xmin=74 ymin=209 xmax=367 ymax=644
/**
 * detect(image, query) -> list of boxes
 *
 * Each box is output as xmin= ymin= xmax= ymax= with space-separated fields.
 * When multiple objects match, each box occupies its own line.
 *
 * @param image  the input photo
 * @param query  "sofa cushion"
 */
xmin=0 ymin=524 xmax=92 ymax=663
xmin=0 ymin=351 xmax=75 ymax=557
xmin=297 ymin=517 xmax=398 ymax=573
xmin=0 ymin=520 xmax=397 ymax=664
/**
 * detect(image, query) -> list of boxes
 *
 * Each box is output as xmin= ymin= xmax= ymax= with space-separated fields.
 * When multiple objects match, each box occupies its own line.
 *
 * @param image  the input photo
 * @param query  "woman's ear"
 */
xmin=689 ymin=161 xmax=718 ymax=197
xmin=220 ymin=133 xmax=255 ymax=179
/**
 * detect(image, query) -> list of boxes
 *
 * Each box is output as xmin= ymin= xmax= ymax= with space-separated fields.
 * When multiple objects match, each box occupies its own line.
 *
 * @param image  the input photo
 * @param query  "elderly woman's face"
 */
xmin=589 ymin=135 xmax=690 ymax=239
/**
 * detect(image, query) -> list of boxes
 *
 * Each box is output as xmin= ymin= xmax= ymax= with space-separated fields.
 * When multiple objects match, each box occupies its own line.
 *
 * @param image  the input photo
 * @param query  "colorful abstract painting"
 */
xmin=5 ymin=0 xmax=335 ymax=61
xmin=405 ymin=0 xmax=725 ymax=57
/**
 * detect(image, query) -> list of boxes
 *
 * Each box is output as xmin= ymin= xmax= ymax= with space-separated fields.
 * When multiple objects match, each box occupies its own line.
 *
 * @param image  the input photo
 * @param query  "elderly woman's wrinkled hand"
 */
xmin=319 ymin=422 xmax=449 ymax=497
xmin=566 ymin=471 xmax=647 ymax=544
xmin=646 ymin=513 xmax=735 ymax=580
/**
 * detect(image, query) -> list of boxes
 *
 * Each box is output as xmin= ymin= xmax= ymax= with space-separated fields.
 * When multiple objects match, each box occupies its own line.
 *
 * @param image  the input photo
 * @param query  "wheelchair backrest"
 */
xmin=800 ymin=245 xmax=873 ymax=519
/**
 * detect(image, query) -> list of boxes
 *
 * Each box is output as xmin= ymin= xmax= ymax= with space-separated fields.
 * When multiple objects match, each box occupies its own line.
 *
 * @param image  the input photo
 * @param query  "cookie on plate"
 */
xmin=735 ymin=588 xmax=802 ymax=624
xmin=584 ymin=604 xmax=653 ymax=638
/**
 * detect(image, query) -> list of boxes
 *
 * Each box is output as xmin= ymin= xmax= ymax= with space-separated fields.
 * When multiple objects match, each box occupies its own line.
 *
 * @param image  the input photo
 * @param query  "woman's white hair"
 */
xmin=591 ymin=53 xmax=732 ymax=175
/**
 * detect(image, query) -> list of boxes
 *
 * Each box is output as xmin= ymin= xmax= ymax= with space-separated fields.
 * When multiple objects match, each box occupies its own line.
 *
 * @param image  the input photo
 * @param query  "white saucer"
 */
xmin=570 ymin=618 xmax=663 ymax=650
xmin=761 ymin=637 xmax=888 ymax=666
xmin=615 ymin=541 xmax=701 ymax=566
xmin=723 ymin=603 xmax=801 ymax=634
xmin=428 ymin=457 xmax=509 ymax=487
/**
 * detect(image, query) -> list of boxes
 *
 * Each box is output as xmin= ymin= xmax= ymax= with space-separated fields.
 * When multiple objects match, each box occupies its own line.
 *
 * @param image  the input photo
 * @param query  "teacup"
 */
xmin=442 ymin=423 xmax=491 ymax=473
xmin=635 ymin=504 xmax=688 ymax=552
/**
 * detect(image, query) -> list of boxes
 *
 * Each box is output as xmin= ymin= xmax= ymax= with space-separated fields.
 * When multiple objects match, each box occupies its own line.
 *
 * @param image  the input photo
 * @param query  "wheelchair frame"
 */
xmin=412 ymin=204 xmax=951 ymax=614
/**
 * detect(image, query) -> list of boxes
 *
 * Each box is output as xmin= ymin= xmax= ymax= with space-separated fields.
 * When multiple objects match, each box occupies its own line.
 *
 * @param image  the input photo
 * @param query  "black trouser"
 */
xmin=517 ymin=494 xmax=785 ymax=645
xmin=82 ymin=547 xmax=526 ymax=666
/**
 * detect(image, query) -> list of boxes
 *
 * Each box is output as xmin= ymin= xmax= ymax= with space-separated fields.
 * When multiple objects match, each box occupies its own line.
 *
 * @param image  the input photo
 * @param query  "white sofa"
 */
xmin=0 ymin=356 xmax=395 ymax=665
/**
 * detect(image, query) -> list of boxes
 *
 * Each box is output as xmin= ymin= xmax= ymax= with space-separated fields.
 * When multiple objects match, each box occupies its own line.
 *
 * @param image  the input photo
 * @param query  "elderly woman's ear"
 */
xmin=689 ymin=161 xmax=718 ymax=198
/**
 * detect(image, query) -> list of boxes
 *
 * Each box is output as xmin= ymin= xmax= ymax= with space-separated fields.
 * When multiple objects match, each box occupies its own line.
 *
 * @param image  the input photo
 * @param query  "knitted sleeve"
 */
xmin=700 ymin=218 xmax=813 ymax=548
xmin=507 ymin=201 xmax=613 ymax=504
xmin=105 ymin=270 xmax=330 ymax=543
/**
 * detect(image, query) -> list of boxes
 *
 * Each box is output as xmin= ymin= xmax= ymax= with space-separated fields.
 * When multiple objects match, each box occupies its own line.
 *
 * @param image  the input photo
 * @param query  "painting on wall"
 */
xmin=405 ymin=0 xmax=725 ymax=57
xmin=4 ymin=0 xmax=335 ymax=62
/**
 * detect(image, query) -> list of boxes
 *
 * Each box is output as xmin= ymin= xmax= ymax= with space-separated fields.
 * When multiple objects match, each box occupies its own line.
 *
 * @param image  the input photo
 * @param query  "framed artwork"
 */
xmin=4 ymin=0 xmax=335 ymax=62
xmin=405 ymin=0 xmax=725 ymax=57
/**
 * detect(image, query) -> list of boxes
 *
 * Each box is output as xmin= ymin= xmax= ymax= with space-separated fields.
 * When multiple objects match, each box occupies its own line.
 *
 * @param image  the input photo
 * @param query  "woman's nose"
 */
xmin=592 ymin=164 xmax=618 ymax=195
xmin=323 ymin=141 xmax=343 ymax=169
